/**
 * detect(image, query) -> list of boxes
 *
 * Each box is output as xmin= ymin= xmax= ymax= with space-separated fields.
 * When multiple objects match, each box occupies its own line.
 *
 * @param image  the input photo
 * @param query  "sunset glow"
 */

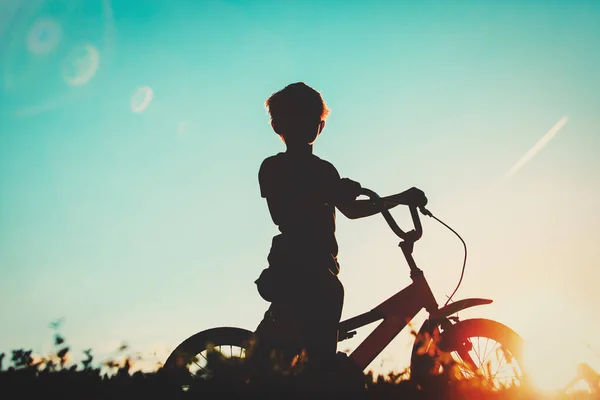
xmin=1 ymin=0 xmax=599 ymax=394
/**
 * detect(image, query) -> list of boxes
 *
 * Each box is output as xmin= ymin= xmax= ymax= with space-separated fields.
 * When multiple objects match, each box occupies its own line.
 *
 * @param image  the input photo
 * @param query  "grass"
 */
xmin=1 ymin=326 xmax=598 ymax=400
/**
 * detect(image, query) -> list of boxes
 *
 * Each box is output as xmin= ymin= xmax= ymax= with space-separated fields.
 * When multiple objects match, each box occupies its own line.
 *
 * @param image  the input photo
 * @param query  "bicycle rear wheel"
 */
xmin=410 ymin=318 xmax=528 ymax=391
xmin=162 ymin=327 xmax=255 ymax=393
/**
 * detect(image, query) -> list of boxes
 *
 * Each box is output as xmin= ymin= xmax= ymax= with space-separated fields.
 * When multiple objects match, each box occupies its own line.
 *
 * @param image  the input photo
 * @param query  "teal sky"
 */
xmin=1 ymin=0 xmax=599 ymax=388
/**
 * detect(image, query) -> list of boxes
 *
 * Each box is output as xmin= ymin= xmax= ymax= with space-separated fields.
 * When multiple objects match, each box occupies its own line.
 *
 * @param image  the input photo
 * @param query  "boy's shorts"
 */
xmin=255 ymin=234 xmax=339 ymax=303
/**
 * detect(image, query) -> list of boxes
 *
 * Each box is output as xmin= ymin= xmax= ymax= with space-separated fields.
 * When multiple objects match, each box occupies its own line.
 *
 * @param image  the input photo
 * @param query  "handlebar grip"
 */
xmin=359 ymin=188 xmax=424 ymax=242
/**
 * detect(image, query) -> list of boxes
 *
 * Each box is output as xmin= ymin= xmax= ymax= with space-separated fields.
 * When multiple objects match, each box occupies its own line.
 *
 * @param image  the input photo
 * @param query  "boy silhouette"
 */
xmin=254 ymin=82 xmax=427 ymax=383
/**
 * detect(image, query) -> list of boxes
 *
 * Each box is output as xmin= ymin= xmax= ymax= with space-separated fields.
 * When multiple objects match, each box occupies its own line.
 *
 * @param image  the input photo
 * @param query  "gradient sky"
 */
xmin=1 ymin=0 xmax=599 ymax=391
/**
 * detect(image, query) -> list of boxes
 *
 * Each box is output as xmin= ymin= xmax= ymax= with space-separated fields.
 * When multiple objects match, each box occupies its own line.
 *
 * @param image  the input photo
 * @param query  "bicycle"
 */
xmin=162 ymin=188 xmax=528 ymax=393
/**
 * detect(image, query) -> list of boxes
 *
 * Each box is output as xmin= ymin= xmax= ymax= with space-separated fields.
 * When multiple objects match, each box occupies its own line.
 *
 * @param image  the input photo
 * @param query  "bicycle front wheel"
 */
xmin=411 ymin=318 xmax=527 ymax=391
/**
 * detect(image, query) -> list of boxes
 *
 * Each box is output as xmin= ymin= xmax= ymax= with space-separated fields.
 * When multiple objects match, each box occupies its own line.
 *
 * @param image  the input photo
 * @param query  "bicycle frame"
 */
xmin=338 ymin=267 xmax=436 ymax=370
xmin=337 ymin=246 xmax=492 ymax=370
xmin=336 ymin=190 xmax=493 ymax=370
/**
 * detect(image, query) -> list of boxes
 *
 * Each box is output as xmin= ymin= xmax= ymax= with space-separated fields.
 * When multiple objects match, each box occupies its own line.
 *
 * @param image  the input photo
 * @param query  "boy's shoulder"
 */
xmin=258 ymin=153 xmax=340 ymax=198
xmin=260 ymin=152 xmax=337 ymax=171
xmin=260 ymin=152 xmax=284 ymax=166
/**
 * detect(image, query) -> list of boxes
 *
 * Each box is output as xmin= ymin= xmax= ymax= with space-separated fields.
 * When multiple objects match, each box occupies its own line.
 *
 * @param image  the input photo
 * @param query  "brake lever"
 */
xmin=419 ymin=206 xmax=433 ymax=217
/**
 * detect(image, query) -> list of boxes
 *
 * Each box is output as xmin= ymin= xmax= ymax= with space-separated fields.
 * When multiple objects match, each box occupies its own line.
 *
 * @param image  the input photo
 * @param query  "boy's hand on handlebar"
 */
xmin=405 ymin=187 xmax=428 ymax=208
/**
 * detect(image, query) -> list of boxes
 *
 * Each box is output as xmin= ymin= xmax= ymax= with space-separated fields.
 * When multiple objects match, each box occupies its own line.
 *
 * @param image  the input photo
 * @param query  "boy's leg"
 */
xmin=293 ymin=273 xmax=366 ymax=397
xmin=301 ymin=273 xmax=344 ymax=359
xmin=250 ymin=305 xmax=302 ymax=372
xmin=292 ymin=273 xmax=344 ymax=386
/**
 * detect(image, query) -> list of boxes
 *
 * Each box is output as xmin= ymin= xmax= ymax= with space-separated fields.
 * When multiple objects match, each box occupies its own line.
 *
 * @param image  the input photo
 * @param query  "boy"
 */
xmin=255 ymin=82 xmax=427 ymax=380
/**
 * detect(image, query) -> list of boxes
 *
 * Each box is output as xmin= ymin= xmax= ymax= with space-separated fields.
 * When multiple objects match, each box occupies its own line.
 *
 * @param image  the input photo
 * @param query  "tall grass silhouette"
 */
xmin=2 ymin=321 xmax=598 ymax=399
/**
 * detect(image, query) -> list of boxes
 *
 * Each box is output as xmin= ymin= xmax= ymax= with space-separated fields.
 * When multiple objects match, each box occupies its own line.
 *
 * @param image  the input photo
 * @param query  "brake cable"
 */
xmin=422 ymin=210 xmax=468 ymax=307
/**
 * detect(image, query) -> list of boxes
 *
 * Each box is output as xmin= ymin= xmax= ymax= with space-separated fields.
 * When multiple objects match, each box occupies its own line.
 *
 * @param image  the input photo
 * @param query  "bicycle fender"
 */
xmin=429 ymin=298 xmax=493 ymax=319
xmin=410 ymin=298 xmax=494 ymax=359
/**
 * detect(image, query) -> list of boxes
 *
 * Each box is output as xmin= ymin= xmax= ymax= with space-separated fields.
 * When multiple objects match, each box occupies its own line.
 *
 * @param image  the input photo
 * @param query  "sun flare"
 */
xmin=518 ymin=297 xmax=596 ymax=393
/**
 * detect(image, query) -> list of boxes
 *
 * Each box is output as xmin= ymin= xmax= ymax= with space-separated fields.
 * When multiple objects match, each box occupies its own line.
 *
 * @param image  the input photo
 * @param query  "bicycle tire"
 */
xmin=410 ymin=318 xmax=527 ymax=390
xmin=162 ymin=326 xmax=255 ymax=391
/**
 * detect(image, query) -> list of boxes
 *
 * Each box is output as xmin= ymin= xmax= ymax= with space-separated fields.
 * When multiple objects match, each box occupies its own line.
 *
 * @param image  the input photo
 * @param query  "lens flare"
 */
xmin=130 ymin=86 xmax=154 ymax=113
xmin=26 ymin=16 xmax=62 ymax=55
xmin=61 ymin=43 xmax=100 ymax=87
xmin=518 ymin=294 xmax=594 ymax=393
xmin=1 ymin=0 xmax=115 ymax=117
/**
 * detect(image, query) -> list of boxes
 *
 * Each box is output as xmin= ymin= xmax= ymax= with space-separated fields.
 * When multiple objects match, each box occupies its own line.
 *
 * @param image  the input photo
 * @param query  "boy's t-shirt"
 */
xmin=259 ymin=152 xmax=341 ymax=274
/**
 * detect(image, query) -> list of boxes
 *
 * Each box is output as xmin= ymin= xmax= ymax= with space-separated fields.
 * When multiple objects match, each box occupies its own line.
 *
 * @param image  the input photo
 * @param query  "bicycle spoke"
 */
xmin=493 ymin=350 xmax=507 ymax=377
xmin=481 ymin=341 xmax=499 ymax=369
xmin=475 ymin=341 xmax=516 ymax=389
xmin=482 ymin=337 xmax=490 ymax=365
xmin=474 ymin=338 xmax=484 ymax=368
xmin=454 ymin=352 xmax=477 ymax=379
xmin=199 ymin=351 xmax=208 ymax=363
xmin=193 ymin=359 xmax=210 ymax=376
xmin=490 ymin=348 xmax=513 ymax=386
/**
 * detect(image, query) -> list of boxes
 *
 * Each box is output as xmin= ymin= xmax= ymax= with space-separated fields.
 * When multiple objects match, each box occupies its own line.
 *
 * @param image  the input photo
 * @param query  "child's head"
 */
xmin=265 ymin=82 xmax=330 ymax=146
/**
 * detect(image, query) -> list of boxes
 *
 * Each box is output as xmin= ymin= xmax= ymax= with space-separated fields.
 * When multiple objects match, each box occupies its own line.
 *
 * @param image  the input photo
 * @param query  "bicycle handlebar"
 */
xmin=359 ymin=188 xmax=430 ymax=242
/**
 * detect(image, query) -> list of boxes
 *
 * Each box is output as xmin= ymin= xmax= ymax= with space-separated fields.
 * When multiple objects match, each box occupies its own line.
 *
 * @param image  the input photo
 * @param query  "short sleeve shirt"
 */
xmin=259 ymin=152 xmax=340 ymax=259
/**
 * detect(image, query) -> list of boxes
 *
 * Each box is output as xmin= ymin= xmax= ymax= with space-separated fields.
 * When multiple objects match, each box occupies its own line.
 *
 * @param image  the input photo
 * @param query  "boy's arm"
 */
xmin=328 ymin=166 xmax=427 ymax=220
xmin=336 ymin=188 xmax=425 ymax=220
xmin=337 ymin=198 xmax=395 ymax=220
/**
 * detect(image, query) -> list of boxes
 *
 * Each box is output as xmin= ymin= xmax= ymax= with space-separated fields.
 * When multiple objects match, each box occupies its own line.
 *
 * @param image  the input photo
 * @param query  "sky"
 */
xmin=1 ymin=0 xmax=599 ymax=392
